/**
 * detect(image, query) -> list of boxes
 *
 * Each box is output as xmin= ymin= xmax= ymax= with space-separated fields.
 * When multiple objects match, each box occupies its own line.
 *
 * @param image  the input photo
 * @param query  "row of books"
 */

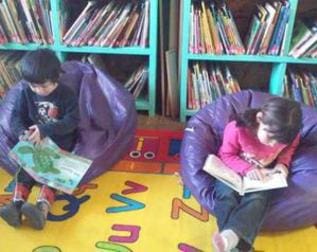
xmin=187 ymin=62 xmax=241 ymax=109
xmin=62 ymin=0 xmax=149 ymax=48
xmin=284 ymin=69 xmax=317 ymax=107
xmin=0 ymin=0 xmax=53 ymax=44
xmin=124 ymin=64 xmax=148 ymax=98
xmin=0 ymin=51 xmax=148 ymax=101
xmin=189 ymin=1 xmax=244 ymax=54
xmin=245 ymin=1 xmax=290 ymax=55
xmin=0 ymin=52 xmax=23 ymax=99
xmin=189 ymin=0 xmax=312 ymax=57
xmin=82 ymin=54 xmax=148 ymax=99
xmin=289 ymin=19 xmax=317 ymax=58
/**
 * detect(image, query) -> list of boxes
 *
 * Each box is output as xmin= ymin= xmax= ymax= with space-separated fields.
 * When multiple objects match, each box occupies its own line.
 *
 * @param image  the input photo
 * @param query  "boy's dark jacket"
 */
xmin=11 ymin=82 xmax=79 ymax=151
xmin=0 ymin=61 xmax=137 ymax=184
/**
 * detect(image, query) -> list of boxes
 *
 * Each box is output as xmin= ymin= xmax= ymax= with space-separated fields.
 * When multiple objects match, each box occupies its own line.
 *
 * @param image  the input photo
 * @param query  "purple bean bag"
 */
xmin=180 ymin=90 xmax=317 ymax=231
xmin=0 ymin=61 xmax=137 ymax=184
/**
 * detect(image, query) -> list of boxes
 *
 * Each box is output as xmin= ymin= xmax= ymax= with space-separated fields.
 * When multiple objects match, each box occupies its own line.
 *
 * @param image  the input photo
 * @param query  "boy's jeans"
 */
xmin=213 ymin=180 xmax=271 ymax=246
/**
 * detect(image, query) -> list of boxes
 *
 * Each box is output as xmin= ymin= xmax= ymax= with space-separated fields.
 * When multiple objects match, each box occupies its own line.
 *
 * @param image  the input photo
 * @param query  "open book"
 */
xmin=202 ymin=154 xmax=288 ymax=196
xmin=9 ymin=138 xmax=92 ymax=194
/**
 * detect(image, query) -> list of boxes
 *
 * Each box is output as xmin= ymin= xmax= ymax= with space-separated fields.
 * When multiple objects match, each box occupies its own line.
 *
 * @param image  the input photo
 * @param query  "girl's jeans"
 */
xmin=213 ymin=180 xmax=271 ymax=246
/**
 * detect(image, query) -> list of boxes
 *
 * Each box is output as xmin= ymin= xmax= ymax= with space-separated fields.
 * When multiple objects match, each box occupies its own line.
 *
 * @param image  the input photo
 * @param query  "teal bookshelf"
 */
xmin=0 ymin=0 xmax=158 ymax=116
xmin=179 ymin=0 xmax=317 ymax=122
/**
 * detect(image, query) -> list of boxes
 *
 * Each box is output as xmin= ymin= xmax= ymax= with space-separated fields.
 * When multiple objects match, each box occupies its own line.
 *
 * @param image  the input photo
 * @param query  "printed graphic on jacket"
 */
xmin=36 ymin=101 xmax=59 ymax=124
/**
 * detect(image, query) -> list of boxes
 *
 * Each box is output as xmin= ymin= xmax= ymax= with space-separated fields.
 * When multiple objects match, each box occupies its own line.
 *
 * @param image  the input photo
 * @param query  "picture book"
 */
xmin=9 ymin=138 xmax=92 ymax=194
xmin=202 ymin=154 xmax=288 ymax=196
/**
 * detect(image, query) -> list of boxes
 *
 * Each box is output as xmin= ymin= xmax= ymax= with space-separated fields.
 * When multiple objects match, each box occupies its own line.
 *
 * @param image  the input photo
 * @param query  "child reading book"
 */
xmin=211 ymin=96 xmax=302 ymax=252
xmin=0 ymin=49 xmax=79 ymax=230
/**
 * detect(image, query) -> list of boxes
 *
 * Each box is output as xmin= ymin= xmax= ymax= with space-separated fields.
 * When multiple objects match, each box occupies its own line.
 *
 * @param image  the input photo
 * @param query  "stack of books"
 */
xmin=0 ymin=0 xmax=53 ymax=44
xmin=0 ymin=51 xmax=23 ymax=100
xmin=124 ymin=64 xmax=148 ymax=99
xmin=244 ymin=1 xmax=290 ymax=55
xmin=283 ymin=69 xmax=317 ymax=107
xmin=289 ymin=19 xmax=317 ymax=58
xmin=62 ymin=0 xmax=149 ymax=48
xmin=187 ymin=62 xmax=241 ymax=109
xmin=189 ymin=0 xmax=244 ymax=55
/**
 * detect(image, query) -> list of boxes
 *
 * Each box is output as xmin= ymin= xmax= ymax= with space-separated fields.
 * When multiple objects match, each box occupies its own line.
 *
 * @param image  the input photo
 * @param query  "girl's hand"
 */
xmin=246 ymin=167 xmax=266 ymax=181
xmin=27 ymin=125 xmax=42 ymax=145
xmin=273 ymin=164 xmax=289 ymax=178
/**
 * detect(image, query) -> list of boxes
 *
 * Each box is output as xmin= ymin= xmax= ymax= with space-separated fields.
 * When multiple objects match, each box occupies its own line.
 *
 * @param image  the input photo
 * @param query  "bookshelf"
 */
xmin=0 ymin=0 xmax=158 ymax=116
xmin=179 ymin=0 xmax=317 ymax=122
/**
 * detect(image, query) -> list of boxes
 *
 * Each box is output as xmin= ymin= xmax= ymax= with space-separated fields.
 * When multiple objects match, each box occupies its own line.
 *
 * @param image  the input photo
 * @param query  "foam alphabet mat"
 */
xmin=0 ymin=129 xmax=316 ymax=252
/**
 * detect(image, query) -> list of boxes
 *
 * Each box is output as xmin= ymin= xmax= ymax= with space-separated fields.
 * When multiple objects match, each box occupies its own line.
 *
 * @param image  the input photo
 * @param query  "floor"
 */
xmin=137 ymin=114 xmax=185 ymax=130
xmin=2 ymin=114 xmax=317 ymax=251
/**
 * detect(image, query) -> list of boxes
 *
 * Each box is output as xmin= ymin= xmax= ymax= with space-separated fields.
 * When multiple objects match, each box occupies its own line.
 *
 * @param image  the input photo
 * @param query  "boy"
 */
xmin=0 ymin=49 xmax=79 ymax=230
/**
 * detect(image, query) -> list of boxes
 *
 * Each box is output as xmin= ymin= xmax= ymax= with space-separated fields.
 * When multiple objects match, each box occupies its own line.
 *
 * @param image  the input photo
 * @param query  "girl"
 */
xmin=212 ymin=96 xmax=302 ymax=252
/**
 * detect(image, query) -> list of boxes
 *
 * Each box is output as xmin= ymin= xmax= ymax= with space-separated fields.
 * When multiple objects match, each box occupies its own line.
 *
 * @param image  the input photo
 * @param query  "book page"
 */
xmin=243 ymin=172 xmax=287 ymax=194
xmin=202 ymin=154 xmax=243 ymax=194
xmin=9 ymin=138 xmax=92 ymax=194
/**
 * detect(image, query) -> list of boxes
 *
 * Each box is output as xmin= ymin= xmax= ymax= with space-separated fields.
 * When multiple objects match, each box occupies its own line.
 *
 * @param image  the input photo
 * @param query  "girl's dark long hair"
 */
xmin=232 ymin=108 xmax=260 ymax=129
xmin=232 ymin=97 xmax=302 ymax=144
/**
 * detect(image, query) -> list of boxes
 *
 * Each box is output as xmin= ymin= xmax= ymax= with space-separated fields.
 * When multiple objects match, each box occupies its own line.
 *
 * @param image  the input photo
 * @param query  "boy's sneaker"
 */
xmin=0 ymin=201 xmax=22 ymax=227
xmin=21 ymin=202 xmax=49 ymax=230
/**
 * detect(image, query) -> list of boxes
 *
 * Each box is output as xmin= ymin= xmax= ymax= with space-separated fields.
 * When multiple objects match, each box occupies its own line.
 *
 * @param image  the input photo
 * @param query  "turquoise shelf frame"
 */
xmin=179 ymin=0 xmax=317 ymax=122
xmin=0 ymin=0 xmax=158 ymax=116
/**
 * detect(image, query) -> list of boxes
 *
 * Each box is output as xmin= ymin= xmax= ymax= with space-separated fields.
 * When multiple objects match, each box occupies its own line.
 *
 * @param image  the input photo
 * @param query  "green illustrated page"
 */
xmin=10 ymin=138 xmax=92 ymax=194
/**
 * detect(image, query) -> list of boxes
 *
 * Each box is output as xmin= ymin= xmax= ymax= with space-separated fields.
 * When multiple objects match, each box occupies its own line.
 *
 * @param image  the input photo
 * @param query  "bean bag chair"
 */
xmin=180 ymin=89 xmax=317 ymax=231
xmin=0 ymin=61 xmax=137 ymax=184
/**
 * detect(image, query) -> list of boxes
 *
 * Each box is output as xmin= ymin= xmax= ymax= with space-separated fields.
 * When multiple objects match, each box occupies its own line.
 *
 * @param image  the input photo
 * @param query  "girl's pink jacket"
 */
xmin=218 ymin=121 xmax=300 ymax=175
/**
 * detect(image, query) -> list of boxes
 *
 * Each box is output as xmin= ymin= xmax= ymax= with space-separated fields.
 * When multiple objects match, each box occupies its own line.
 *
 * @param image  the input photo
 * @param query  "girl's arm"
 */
xmin=218 ymin=121 xmax=253 ymax=175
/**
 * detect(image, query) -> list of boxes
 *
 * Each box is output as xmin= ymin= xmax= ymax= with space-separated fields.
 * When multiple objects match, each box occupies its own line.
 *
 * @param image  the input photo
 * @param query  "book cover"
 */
xmin=201 ymin=1 xmax=214 ymax=54
xmin=9 ymin=138 xmax=92 ymax=194
xmin=202 ymin=154 xmax=288 ymax=196
xmin=289 ymin=20 xmax=312 ymax=53
xmin=245 ymin=15 xmax=261 ymax=54
xmin=268 ymin=1 xmax=290 ymax=55
xmin=258 ymin=2 xmax=278 ymax=54
xmin=206 ymin=2 xmax=223 ymax=54
xmin=249 ymin=8 xmax=267 ymax=55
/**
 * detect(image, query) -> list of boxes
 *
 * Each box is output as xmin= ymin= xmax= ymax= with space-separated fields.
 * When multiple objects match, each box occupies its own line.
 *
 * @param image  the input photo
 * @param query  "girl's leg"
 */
xmin=224 ymin=190 xmax=271 ymax=248
xmin=212 ymin=180 xmax=240 ymax=252
xmin=212 ymin=180 xmax=271 ymax=251
xmin=213 ymin=180 xmax=240 ymax=230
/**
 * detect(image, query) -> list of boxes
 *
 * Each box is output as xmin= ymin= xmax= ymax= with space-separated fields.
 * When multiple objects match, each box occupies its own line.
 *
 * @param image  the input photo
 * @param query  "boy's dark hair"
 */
xmin=20 ymin=48 xmax=61 ymax=84
xmin=234 ymin=97 xmax=302 ymax=144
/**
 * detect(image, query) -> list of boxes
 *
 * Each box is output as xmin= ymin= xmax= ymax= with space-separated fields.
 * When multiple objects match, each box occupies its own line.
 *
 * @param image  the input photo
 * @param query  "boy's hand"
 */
xmin=19 ymin=130 xmax=30 ymax=141
xmin=27 ymin=125 xmax=42 ymax=145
